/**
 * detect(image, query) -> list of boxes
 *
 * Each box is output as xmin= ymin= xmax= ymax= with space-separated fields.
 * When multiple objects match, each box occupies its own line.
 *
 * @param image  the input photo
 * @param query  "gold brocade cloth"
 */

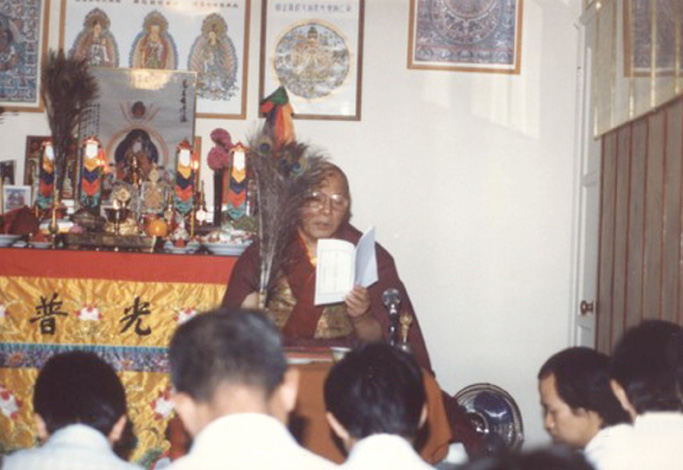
xmin=0 ymin=272 xmax=227 ymax=468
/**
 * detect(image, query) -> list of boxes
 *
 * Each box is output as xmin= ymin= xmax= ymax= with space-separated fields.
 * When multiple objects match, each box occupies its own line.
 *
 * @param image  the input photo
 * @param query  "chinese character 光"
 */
xmin=120 ymin=296 xmax=152 ymax=336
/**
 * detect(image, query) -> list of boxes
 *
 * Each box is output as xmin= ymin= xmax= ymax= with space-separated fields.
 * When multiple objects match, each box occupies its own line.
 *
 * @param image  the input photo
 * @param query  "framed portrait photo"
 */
xmin=59 ymin=0 xmax=250 ymax=119
xmin=259 ymin=0 xmax=365 ymax=121
xmin=408 ymin=0 xmax=523 ymax=74
xmin=0 ymin=161 xmax=15 ymax=185
xmin=0 ymin=0 xmax=51 ymax=112
xmin=79 ymin=68 xmax=197 ymax=181
xmin=2 ymin=185 xmax=32 ymax=212
xmin=24 ymin=136 xmax=48 ymax=187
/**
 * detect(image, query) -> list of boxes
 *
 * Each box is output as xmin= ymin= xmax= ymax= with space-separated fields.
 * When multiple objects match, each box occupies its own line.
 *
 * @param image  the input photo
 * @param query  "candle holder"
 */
xmin=48 ymin=190 xmax=61 ymax=249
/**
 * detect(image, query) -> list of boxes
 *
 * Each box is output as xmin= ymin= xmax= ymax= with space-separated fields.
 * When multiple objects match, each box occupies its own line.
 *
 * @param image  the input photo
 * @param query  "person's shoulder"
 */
xmin=293 ymin=447 xmax=338 ymax=470
xmin=119 ymin=459 xmax=145 ymax=470
xmin=2 ymin=447 xmax=40 ymax=470
xmin=166 ymin=454 xmax=192 ymax=470
xmin=584 ymin=424 xmax=634 ymax=470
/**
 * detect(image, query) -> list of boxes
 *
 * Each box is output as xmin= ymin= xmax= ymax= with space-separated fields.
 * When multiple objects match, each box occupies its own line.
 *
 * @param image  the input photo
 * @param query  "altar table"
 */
xmin=0 ymin=248 xmax=450 ymax=466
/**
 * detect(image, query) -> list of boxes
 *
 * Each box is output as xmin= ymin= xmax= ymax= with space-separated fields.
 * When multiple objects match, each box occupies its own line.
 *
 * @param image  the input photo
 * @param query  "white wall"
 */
xmin=0 ymin=0 xmax=580 ymax=448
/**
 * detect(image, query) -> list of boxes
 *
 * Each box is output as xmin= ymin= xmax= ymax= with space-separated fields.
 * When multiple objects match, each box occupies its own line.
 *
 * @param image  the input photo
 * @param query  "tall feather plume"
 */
xmin=248 ymin=126 xmax=327 ymax=306
xmin=41 ymin=49 xmax=98 ymax=193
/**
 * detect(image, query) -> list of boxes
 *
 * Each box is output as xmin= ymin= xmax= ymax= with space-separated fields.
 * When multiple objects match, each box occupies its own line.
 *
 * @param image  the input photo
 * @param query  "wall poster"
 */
xmin=59 ymin=0 xmax=250 ymax=119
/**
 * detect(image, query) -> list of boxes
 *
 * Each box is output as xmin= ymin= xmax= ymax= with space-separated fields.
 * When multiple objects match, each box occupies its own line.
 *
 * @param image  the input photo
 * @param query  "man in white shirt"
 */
xmin=4 ymin=351 xmax=141 ymax=470
xmin=597 ymin=320 xmax=683 ymax=470
xmin=323 ymin=342 xmax=434 ymax=470
xmin=536 ymin=347 xmax=631 ymax=467
xmin=168 ymin=308 xmax=336 ymax=470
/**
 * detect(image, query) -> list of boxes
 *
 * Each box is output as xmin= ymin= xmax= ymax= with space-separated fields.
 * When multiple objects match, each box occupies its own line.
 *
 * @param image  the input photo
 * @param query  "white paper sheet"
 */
xmin=314 ymin=226 xmax=378 ymax=305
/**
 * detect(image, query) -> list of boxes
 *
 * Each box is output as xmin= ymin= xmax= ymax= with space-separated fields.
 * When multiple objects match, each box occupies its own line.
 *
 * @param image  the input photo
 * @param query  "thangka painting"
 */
xmin=408 ymin=0 xmax=523 ymax=74
xmin=77 ymin=68 xmax=196 ymax=190
xmin=59 ymin=0 xmax=250 ymax=119
xmin=0 ymin=0 xmax=50 ymax=111
xmin=259 ymin=0 xmax=365 ymax=120
xmin=624 ymin=0 xmax=683 ymax=76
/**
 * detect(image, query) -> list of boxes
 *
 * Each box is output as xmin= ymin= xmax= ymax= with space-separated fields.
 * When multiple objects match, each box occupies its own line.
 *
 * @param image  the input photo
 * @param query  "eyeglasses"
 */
xmin=304 ymin=191 xmax=349 ymax=212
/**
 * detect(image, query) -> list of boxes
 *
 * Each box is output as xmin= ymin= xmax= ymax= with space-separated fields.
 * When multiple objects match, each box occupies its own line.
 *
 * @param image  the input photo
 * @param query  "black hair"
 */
xmin=33 ymin=351 xmax=127 ymax=436
xmin=168 ymin=308 xmax=287 ymax=403
xmin=323 ymin=342 xmax=425 ymax=439
xmin=611 ymin=320 xmax=683 ymax=413
xmin=538 ymin=347 xmax=630 ymax=426
xmin=460 ymin=446 xmax=594 ymax=470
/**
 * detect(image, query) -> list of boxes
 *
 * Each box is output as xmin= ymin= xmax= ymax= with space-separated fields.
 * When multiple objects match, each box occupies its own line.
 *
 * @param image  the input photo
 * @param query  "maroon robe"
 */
xmin=222 ymin=222 xmax=433 ymax=372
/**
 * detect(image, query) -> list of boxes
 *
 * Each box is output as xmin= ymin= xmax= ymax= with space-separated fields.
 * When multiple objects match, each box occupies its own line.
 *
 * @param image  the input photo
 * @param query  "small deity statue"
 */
xmin=79 ymin=136 xmax=105 ymax=210
xmin=226 ymin=142 xmax=248 ymax=221
xmin=174 ymin=140 xmax=196 ymax=215
xmin=141 ymin=164 xmax=165 ymax=215
xmin=37 ymin=140 xmax=55 ymax=211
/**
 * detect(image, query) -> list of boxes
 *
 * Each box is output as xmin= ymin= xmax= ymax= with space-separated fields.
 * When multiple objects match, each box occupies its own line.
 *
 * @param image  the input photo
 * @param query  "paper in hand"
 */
xmin=314 ymin=226 xmax=378 ymax=305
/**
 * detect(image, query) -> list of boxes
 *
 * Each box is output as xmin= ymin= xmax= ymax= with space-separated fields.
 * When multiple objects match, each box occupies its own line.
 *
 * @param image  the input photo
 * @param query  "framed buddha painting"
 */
xmin=259 ymin=0 xmax=365 ymax=120
xmin=59 ymin=0 xmax=250 ymax=119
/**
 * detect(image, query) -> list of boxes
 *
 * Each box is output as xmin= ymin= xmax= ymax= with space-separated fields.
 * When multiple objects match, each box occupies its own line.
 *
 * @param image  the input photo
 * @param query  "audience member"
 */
xmin=537 ymin=347 xmax=630 ymax=466
xmin=459 ymin=446 xmax=594 ymax=470
xmin=167 ymin=308 xmax=336 ymax=469
xmin=595 ymin=320 xmax=683 ymax=469
xmin=323 ymin=342 xmax=433 ymax=469
xmin=3 ymin=351 xmax=141 ymax=470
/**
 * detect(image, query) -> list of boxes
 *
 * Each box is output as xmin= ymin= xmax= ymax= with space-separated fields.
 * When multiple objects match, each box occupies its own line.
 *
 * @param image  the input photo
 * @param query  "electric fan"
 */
xmin=454 ymin=383 xmax=524 ymax=453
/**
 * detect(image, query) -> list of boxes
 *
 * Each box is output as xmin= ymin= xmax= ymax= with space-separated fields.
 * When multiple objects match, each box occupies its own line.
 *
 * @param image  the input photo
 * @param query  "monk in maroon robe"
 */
xmin=222 ymin=164 xmax=432 ymax=372
xmin=221 ymin=163 xmax=483 ymax=454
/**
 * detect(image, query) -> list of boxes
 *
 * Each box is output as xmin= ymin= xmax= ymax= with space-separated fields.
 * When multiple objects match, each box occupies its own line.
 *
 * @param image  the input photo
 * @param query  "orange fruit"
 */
xmin=146 ymin=218 xmax=169 ymax=237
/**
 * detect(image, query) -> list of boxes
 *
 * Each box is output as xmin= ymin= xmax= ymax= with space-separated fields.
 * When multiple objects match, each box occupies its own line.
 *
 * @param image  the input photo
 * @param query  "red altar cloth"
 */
xmin=0 ymin=247 xmax=236 ymax=284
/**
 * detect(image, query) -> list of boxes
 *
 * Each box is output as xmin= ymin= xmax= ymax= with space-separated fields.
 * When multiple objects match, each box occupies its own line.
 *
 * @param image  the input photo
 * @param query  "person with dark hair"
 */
xmin=594 ymin=320 xmax=683 ymax=469
xmin=323 ymin=342 xmax=433 ymax=469
xmin=537 ymin=347 xmax=631 ymax=466
xmin=459 ymin=446 xmax=595 ymax=470
xmin=3 ymin=351 xmax=140 ymax=470
xmin=167 ymin=308 xmax=335 ymax=470
xmin=222 ymin=162 xmax=432 ymax=372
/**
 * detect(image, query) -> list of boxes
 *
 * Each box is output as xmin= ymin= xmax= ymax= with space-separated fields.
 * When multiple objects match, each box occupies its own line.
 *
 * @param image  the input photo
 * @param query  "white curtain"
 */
xmin=593 ymin=0 xmax=682 ymax=136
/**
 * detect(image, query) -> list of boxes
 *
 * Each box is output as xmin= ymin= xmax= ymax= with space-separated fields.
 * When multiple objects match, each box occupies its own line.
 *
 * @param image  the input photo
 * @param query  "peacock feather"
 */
xmin=248 ymin=126 xmax=327 ymax=306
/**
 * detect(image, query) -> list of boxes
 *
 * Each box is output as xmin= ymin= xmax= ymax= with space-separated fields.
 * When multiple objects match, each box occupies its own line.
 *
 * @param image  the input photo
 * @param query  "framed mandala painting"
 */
xmin=259 ymin=0 xmax=365 ymax=120
xmin=0 ymin=0 xmax=51 ymax=111
xmin=408 ymin=0 xmax=523 ymax=74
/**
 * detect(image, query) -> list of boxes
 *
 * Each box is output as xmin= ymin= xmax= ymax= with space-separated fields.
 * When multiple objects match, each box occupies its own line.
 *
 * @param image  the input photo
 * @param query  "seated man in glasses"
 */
xmin=222 ymin=162 xmax=432 ymax=371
